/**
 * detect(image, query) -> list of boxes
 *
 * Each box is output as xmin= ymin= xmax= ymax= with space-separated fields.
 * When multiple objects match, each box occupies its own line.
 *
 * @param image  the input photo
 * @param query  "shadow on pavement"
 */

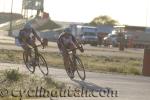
xmin=72 ymin=79 xmax=112 ymax=92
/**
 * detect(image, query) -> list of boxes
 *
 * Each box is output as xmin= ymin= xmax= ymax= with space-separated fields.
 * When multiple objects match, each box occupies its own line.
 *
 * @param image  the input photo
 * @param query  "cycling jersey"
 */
xmin=62 ymin=35 xmax=73 ymax=46
xmin=18 ymin=29 xmax=33 ymax=44
xmin=57 ymin=33 xmax=76 ymax=50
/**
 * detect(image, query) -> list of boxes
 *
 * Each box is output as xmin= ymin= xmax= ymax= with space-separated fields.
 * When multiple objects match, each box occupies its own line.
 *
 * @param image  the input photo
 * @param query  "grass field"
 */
xmin=0 ymin=49 xmax=143 ymax=75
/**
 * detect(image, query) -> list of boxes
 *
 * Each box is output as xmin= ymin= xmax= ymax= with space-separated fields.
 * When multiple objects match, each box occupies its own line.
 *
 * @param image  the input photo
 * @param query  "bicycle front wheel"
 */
xmin=38 ymin=54 xmax=48 ymax=75
xmin=65 ymin=56 xmax=75 ymax=80
xmin=75 ymin=56 xmax=86 ymax=81
xmin=23 ymin=51 xmax=35 ymax=73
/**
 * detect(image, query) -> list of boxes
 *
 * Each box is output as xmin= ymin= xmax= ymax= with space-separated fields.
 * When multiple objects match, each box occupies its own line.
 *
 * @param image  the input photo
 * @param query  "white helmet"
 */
xmin=24 ymin=22 xmax=32 ymax=29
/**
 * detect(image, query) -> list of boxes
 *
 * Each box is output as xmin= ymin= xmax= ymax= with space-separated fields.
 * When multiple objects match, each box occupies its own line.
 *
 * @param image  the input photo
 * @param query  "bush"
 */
xmin=128 ymin=67 xmax=141 ymax=75
xmin=4 ymin=69 xmax=21 ymax=81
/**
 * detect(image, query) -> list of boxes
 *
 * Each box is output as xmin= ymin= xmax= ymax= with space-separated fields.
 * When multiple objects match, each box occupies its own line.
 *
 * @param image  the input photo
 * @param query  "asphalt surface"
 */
xmin=0 ymin=63 xmax=150 ymax=100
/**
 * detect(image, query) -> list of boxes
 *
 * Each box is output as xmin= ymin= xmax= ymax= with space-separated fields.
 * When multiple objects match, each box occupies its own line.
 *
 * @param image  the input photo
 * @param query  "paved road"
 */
xmin=0 ymin=63 xmax=150 ymax=100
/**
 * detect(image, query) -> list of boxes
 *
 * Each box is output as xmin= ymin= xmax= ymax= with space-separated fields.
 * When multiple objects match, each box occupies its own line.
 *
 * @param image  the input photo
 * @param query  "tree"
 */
xmin=89 ymin=15 xmax=119 ymax=26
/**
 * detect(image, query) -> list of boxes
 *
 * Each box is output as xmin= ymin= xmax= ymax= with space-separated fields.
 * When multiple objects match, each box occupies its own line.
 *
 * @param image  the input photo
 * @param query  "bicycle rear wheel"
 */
xmin=23 ymin=51 xmax=35 ymax=73
xmin=38 ymin=54 xmax=48 ymax=75
xmin=75 ymin=56 xmax=86 ymax=80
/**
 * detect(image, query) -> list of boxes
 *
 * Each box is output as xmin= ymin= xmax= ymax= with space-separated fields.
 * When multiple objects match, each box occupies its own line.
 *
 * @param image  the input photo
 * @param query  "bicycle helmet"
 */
xmin=24 ymin=22 xmax=32 ymax=30
xmin=64 ymin=28 xmax=71 ymax=33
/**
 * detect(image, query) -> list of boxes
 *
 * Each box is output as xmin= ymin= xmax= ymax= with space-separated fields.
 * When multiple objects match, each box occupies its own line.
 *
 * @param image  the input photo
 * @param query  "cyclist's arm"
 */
xmin=71 ymin=34 xmax=84 ymax=52
xmin=57 ymin=35 xmax=65 ymax=50
xmin=57 ymin=38 xmax=61 ymax=51
xmin=57 ymin=34 xmax=68 ymax=53
xmin=32 ymin=29 xmax=42 ymax=43
xmin=71 ymin=34 xmax=80 ymax=47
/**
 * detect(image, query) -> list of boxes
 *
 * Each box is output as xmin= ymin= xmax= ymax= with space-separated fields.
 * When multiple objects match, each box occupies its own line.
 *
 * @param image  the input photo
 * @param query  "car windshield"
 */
xmin=83 ymin=32 xmax=96 ymax=36
xmin=111 ymin=35 xmax=117 ymax=37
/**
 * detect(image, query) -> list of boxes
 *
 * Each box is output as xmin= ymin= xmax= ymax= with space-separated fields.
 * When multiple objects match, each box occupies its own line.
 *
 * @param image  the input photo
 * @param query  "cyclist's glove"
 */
xmin=79 ymin=47 xmax=84 ymax=53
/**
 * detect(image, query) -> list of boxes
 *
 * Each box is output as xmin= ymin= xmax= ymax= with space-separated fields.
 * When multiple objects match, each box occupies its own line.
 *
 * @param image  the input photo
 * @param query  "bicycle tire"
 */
xmin=65 ymin=57 xmax=74 ymax=79
xmin=75 ymin=55 xmax=86 ymax=80
xmin=23 ymin=51 xmax=35 ymax=73
xmin=38 ymin=54 xmax=49 ymax=75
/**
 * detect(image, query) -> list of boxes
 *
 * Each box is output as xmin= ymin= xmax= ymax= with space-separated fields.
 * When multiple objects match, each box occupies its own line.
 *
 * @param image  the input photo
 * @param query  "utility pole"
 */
xmin=8 ymin=0 xmax=14 ymax=36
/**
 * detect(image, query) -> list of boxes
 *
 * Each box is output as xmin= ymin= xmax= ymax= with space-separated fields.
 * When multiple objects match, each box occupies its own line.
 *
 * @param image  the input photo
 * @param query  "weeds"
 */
xmin=44 ymin=76 xmax=65 ymax=89
xmin=0 ymin=71 xmax=64 ymax=100
xmin=4 ymin=69 xmax=21 ymax=81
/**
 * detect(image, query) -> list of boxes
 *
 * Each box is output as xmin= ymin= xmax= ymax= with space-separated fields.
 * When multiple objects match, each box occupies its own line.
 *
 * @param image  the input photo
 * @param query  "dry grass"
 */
xmin=0 ymin=69 xmax=65 ymax=100
xmin=0 ymin=49 xmax=142 ymax=75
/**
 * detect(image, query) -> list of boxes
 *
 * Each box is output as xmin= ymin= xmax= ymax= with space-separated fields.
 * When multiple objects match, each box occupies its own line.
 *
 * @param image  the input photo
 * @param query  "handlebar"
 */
xmin=67 ymin=47 xmax=79 ymax=52
xmin=35 ymin=44 xmax=45 ymax=49
xmin=27 ymin=44 xmax=45 ymax=49
xmin=67 ymin=44 xmax=83 ymax=52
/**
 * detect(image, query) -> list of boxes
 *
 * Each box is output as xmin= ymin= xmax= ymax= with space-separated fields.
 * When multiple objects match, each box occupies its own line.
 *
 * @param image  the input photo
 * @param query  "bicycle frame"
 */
xmin=27 ymin=44 xmax=40 ymax=60
xmin=23 ymin=44 xmax=48 ymax=75
xmin=66 ymin=49 xmax=85 ymax=80
xmin=66 ymin=44 xmax=83 ymax=65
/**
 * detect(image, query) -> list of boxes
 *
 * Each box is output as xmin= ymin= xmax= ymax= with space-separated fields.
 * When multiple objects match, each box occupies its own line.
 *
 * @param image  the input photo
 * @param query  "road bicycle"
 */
xmin=23 ymin=39 xmax=48 ymax=75
xmin=65 ymin=45 xmax=86 ymax=80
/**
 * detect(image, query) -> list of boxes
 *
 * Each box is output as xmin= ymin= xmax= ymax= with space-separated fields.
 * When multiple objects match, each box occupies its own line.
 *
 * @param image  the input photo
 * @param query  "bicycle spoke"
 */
xmin=38 ymin=54 xmax=48 ymax=75
xmin=65 ymin=59 xmax=75 ymax=79
xmin=23 ymin=51 xmax=35 ymax=73
xmin=75 ymin=56 xmax=86 ymax=80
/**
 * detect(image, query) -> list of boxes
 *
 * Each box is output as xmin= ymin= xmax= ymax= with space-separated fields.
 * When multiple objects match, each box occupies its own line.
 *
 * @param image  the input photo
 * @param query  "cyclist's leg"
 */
xmin=63 ymin=51 xmax=75 ymax=78
xmin=28 ymin=38 xmax=38 ymax=61
xmin=68 ymin=42 xmax=77 ymax=72
xmin=72 ymin=50 xmax=77 ymax=71
xmin=62 ymin=51 xmax=70 ymax=69
xmin=21 ymin=43 xmax=31 ymax=62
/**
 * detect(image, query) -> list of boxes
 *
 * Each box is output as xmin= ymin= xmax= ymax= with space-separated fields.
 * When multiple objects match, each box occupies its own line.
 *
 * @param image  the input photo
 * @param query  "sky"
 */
xmin=0 ymin=0 xmax=150 ymax=27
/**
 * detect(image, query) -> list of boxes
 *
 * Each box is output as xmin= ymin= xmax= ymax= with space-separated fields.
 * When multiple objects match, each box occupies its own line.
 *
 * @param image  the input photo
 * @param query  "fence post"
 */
xmin=143 ymin=47 xmax=150 ymax=76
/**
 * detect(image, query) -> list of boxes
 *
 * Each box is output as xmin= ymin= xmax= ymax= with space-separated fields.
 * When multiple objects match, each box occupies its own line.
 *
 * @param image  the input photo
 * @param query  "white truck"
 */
xmin=70 ymin=24 xmax=98 ymax=46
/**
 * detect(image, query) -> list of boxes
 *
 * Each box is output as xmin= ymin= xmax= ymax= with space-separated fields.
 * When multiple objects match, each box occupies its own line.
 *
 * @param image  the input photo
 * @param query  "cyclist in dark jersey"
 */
xmin=18 ymin=22 xmax=43 ymax=64
xmin=57 ymin=28 xmax=84 ymax=77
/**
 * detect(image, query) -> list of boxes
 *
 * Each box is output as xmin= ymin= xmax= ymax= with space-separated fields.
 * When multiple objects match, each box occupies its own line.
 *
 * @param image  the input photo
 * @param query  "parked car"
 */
xmin=103 ymin=33 xmax=118 ymax=47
